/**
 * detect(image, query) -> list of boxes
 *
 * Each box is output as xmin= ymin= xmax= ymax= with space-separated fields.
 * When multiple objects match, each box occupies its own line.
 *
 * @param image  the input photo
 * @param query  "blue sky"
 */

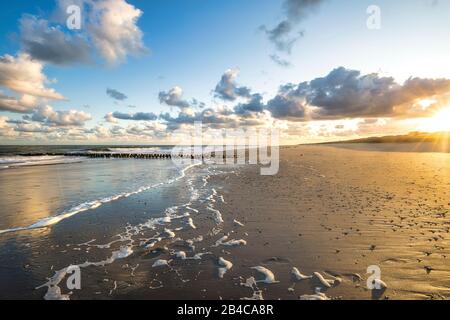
xmin=1 ymin=0 xmax=450 ymax=144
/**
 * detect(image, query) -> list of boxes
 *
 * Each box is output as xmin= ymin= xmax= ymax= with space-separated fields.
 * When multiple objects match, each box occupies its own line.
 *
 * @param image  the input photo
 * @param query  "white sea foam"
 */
xmin=240 ymin=277 xmax=264 ymax=300
xmin=152 ymin=259 xmax=170 ymax=268
xmin=207 ymin=207 xmax=223 ymax=224
xmin=37 ymin=245 xmax=134 ymax=300
xmin=218 ymin=257 xmax=233 ymax=278
xmin=213 ymin=235 xmax=247 ymax=247
xmin=241 ymin=291 xmax=264 ymax=300
xmin=300 ymin=291 xmax=330 ymax=300
xmin=251 ymin=266 xmax=279 ymax=284
xmin=187 ymin=218 xmax=197 ymax=229
xmin=190 ymin=252 xmax=212 ymax=260
xmin=223 ymin=239 xmax=247 ymax=246
xmin=0 ymin=155 xmax=83 ymax=169
xmin=186 ymin=206 xmax=199 ymax=213
xmin=174 ymin=251 xmax=187 ymax=260
xmin=186 ymin=235 xmax=203 ymax=250
xmin=313 ymin=272 xmax=333 ymax=288
xmin=292 ymin=267 xmax=312 ymax=281
xmin=162 ymin=229 xmax=176 ymax=239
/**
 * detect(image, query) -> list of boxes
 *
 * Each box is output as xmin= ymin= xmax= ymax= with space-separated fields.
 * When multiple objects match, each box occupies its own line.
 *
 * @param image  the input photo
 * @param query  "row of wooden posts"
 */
xmin=19 ymin=152 xmax=233 ymax=160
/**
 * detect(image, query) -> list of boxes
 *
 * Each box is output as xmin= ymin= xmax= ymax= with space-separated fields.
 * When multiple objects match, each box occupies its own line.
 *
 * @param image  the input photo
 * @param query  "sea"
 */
xmin=0 ymin=145 xmax=234 ymax=299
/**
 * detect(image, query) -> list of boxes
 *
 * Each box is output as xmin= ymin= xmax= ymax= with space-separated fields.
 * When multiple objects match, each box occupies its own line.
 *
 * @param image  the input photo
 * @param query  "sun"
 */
xmin=420 ymin=107 xmax=450 ymax=132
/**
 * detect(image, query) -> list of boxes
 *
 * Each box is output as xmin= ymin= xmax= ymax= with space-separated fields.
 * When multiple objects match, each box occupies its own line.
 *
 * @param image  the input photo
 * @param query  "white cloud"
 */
xmin=104 ymin=112 xmax=118 ymax=123
xmin=19 ymin=0 xmax=147 ymax=66
xmin=0 ymin=54 xmax=65 ymax=100
xmin=0 ymin=116 xmax=15 ymax=137
xmin=30 ymin=105 xmax=92 ymax=126
xmin=159 ymin=86 xmax=191 ymax=110
xmin=0 ymin=93 xmax=38 ymax=113
xmin=15 ymin=122 xmax=52 ymax=133
xmin=87 ymin=0 xmax=148 ymax=65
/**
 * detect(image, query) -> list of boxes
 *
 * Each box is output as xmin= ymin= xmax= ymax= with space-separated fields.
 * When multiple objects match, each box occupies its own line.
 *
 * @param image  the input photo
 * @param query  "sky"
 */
xmin=0 ymin=0 xmax=450 ymax=145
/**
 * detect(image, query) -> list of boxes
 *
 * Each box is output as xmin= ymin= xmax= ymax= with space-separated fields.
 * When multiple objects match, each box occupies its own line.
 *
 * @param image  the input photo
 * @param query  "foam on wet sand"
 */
xmin=218 ymin=257 xmax=233 ymax=278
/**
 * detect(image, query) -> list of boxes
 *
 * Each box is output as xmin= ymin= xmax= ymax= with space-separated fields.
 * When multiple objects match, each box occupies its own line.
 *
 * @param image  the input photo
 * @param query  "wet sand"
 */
xmin=2 ymin=144 xmax=449 ymax=300
xmin=207 ymin=144 xmax=450 ymax=300
xmin=84 ymin=143 xmax=450 ymax=300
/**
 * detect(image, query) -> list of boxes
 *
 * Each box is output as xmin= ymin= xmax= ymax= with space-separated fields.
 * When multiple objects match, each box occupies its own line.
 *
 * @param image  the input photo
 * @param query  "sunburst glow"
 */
xmin=420 ymin=107 xmax=450 ymax=132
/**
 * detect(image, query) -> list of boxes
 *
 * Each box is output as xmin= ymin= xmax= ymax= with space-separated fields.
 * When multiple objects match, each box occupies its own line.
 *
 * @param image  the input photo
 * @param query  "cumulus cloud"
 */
xmin=262 ymin=0 xmax=326 ymax=53
xmin=20 ymin=0 xmax=147 ymax=66
xmin=0 ymin=116 xmax=15 ymax=137
xmin=104 ymin=112 xmax=118 ymax=123
xmin=0 ymin=93 xmax=38 ymax=113
xmin=111 ymin=111 xmax=158 ymax=121
xmin=214 ymin=69 xmax=252 ymax=101
xmin=304 ymin=67 xmax=450 ymax=119
xmin=107 ymin=88 xmax=128 ymax=101
xmin=159 ymin=105 xmax=270 ymax=131
xmin=28 ymin=105 xmax=92 ymax=126
xmin=267 ymin=90 xmax=307 ymax=120
xmin=20 ymin=15 xmax=92 ymax=65
xmin=234 ymin=93 xmax=265 ymax=115
xmin=87 ymin=0 xmax=148 ymax=65
xmin=160 ymin=108 xmax=237 ymax=130
xmin=0 ymin=54 xmax=65 ymax=100
xmin=15 ymin=122 xmax=52 ymax=133
xmin=125 ymin=121 xmax=168 ymax=138
xmin=159 ymin=86 xmax=191 ymax=110
xmin=234 ymin=67 xmax=450 ymax=121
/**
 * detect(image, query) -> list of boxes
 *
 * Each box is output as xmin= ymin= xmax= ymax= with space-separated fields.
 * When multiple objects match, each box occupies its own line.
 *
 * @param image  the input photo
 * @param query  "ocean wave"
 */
xmin=90 ymin=147 xmax=172 ymax=155
xmin=0 ymin=156 xmax=83 ymax=169
xmin=0 ymin=162 xmax=201 ymax=236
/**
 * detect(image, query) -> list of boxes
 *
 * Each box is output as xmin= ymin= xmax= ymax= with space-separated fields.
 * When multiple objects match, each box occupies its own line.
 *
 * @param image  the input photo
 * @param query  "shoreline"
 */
xmin=0 ymin=144 xmax=449 ymax=300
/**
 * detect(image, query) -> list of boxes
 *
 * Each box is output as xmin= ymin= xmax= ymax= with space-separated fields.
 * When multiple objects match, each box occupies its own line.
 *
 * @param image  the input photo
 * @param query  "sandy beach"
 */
xmin=66 ymin=144 xmax=450 ymax=300
xmin=205 ymin=143 xmax=450 ymax=300
xmin=2 ymin=0 xmax=450 ymax=306
xmin=0 ymin=143 xmax=449 ymax=300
